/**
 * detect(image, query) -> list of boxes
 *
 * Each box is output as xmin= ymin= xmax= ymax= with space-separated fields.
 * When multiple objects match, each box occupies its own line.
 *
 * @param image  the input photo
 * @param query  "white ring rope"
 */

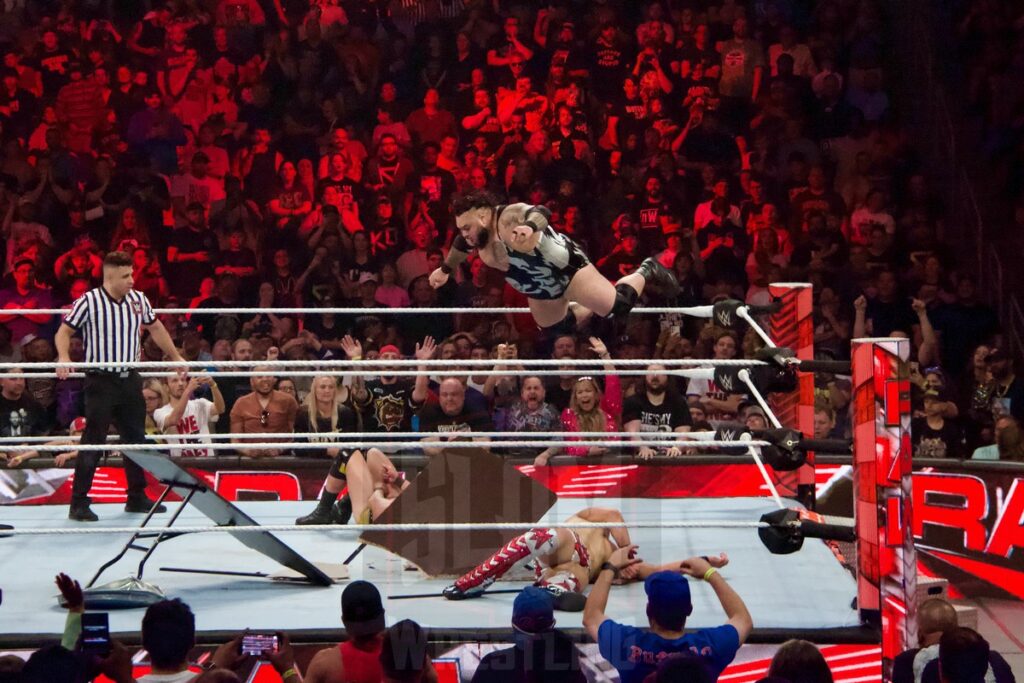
xmin=0 ymin=520 xmax=775 ymax=537
xmin=0 ymin=431 xmax=725 ymax=444
xmin=0 ymin=440 xmax=771 ymax=452
xmin=0 ymin=369 xmax=747 ymax=379
xmin=0 ymin=305 xmax=695 ymax=316
xmin=1 ymin=358 xmax=764 ymax=369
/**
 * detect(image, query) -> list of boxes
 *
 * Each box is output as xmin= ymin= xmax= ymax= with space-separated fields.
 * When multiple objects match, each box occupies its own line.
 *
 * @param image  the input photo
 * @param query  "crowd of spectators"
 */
xmin=4 ymin=572 xmax=1009 ymax=682
xmin=0 ymin=0 xmax=1020 ymax=469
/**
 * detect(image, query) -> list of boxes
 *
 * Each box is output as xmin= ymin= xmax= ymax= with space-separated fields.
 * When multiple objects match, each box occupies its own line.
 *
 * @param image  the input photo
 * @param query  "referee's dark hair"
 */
xmin=103 ymin=250 xmax=133 ymax=268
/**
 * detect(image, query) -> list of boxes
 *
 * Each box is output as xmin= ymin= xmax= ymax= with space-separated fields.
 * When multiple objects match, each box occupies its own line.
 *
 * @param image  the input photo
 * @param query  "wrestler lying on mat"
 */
xmin=337 ymin=448 xmax=409 ymax=524
xmin=428 ymin=191 xmax=680 ymax=334
xmin=442 ymin=506 xmax=728 ymax=610
xmin=297 ymin=447 xmax=410 ymax=525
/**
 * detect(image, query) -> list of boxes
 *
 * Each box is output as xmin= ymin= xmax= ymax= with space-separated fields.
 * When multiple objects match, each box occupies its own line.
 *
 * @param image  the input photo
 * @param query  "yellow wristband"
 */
xmin=702 ymin=567 xmax=718 ymax=581
xmin=282 ymin=668 xmax=300 ymax=681
xmin=351 ymin=355 xmax=362 ymax=361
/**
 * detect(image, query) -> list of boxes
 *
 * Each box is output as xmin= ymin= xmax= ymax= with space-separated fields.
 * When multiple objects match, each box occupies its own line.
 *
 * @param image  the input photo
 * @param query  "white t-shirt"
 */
xmin=686 ymin=377 xmax=747 ymax=424
xmin=848 ymin=208 xmax=895 ymax=245
xmin=153 ymin=398 xmax=217 ymax=457
xmin=170 ymin=172 xmax=226 ymax=218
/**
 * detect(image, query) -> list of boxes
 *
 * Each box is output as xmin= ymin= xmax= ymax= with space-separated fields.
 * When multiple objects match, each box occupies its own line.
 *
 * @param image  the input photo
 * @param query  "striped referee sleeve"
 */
xmin=137 ymin=291 xmax=156 ymax=325
xmin=64 ymin=293 xmax=90 ymax=330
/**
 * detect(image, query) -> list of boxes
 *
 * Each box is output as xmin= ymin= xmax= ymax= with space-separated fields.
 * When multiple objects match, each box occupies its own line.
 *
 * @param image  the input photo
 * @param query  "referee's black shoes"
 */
xmin=68 ymin=497 xmax=167 ymax=522
xmin=124 ymin=495 xmax=168 ymax=514
xmin=68 ymin=503 xmax=99 ymax=522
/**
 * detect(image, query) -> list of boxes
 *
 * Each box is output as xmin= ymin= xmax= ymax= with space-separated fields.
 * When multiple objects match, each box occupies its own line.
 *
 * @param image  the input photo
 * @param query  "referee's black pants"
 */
xmin=71 ymin=371 xmax=149 ymax=506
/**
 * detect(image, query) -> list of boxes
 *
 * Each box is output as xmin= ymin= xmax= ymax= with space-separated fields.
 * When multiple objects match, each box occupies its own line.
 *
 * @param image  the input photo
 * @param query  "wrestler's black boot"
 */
xmin=331 ymin=494 xmax=353 ymax=524
xmin=636 ymin=257 xmax=681 ymax=299
xmin=442 ymin=577 xmax=493 ymax=600
xmin=296 ymin=490 xmax=336 ymax=525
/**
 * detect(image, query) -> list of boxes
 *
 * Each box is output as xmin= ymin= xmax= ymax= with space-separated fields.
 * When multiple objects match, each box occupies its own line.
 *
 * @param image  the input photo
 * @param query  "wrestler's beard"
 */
xmin=647 ymin=384 xmax=666 ymax=396
xmin=475 ymin=226 xmax=490 ymax=247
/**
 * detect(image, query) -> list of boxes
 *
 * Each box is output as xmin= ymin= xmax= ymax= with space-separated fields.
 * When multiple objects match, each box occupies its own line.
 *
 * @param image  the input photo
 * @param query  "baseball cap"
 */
xmin=511 ymin=586 xmax=555 ymax=633
xmin=341 ymin=580 xmax=385 ymax=637
xmin=69 ymin=417 xmax=87 ymax=433
xmin=358 ymin=272 xmax=378 ymax=285
xmin=743 ymin=404 xmax=767 ymax=420
xmin=645 ymin=571 xmax=693 ymax=623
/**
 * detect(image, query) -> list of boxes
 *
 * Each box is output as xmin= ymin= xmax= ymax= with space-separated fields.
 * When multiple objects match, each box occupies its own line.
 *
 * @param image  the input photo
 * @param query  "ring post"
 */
xmin=768 ymin=282 xmax=815 ymax=506
xmin=851 ymin=337 xmax=917 ymax=681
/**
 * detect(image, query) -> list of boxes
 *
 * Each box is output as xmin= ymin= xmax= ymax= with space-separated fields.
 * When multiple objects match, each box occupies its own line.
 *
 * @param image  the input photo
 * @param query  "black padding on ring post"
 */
xmin=759 ymin=509 xmax=858 ymax=555
xmin=797 ymin=359 xmax=853 ymax=375
xmin=712 ymin=423 xmax=748 ymax=456
xmin=711 ymin=299 xmax=745 ymax=328
xmin=759 ymin=509 xmax=804 ymax=554
xmin=713 ymin=365 xmax=798 ymax=396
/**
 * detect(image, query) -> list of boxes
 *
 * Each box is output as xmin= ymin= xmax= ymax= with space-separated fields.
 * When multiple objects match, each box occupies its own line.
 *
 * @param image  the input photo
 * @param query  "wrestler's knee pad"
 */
xmin=607 ymin=282 xmax=639 ymax=319
xmin=328 ymin=450 xmax=350 ymax=480
xmin=523 ymin=527 xmax=560 ymax=556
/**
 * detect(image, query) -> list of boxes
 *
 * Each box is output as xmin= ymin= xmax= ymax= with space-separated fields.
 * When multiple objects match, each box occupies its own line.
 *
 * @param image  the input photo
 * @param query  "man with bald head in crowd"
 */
xmin=417 ymin=378 xmax=493 ymax=456
xmin=230 ymin=366 xmax=298 ymax=458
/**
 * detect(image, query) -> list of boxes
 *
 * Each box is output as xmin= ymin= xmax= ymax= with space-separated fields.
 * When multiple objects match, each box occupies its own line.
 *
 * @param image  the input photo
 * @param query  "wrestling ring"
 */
xmin=0 ymin=286 xmax=915 ymax=681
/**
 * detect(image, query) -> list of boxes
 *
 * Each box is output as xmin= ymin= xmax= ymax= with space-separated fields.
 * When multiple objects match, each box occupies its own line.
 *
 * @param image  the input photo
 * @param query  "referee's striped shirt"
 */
xmin=63 ymin=288 xmax=156 ymax=372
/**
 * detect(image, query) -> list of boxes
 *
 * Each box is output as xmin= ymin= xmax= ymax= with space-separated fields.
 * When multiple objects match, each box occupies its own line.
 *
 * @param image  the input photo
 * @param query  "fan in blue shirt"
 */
xmin=583 ymin=547 xmax=753 ymax=683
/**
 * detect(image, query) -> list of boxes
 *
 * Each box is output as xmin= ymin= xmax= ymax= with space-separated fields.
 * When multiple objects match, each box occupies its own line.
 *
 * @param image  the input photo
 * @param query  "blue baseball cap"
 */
xmin=645 ymin=571 xmax=693 ymax=622
xmin=512 ymin=586 xmax=555 ymax=633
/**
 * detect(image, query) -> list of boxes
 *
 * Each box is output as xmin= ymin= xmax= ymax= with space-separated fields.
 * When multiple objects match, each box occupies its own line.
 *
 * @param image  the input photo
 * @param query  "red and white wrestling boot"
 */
xmin=442 ymin=528 xmax=560 ymax=600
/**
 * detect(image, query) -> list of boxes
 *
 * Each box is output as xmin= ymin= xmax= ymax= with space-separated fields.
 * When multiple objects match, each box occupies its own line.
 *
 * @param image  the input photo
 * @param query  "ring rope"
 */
xmin=4 ymin=358 xmax=765 ymax=369
xmin=0 ymin=520 xmax=775 ymax=537
xmin=0 ymin=430 xmax=724 ymax=443
xmin=0 ymin=440 xmax=772 ymax=452
xmin=0 ymin=369 xmax=745 ymax=380
xmin=0 ymin=305 xmax=692 ymax=316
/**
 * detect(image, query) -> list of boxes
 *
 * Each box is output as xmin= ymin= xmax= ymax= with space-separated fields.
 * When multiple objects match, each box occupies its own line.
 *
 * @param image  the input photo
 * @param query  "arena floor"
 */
xmin=0 ymin=497 xmax=860 ymax=643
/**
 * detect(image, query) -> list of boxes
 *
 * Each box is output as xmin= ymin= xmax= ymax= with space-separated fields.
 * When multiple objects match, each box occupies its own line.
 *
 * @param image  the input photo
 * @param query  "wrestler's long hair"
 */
xmin=569 ymin=377 xmax=611 ymax=434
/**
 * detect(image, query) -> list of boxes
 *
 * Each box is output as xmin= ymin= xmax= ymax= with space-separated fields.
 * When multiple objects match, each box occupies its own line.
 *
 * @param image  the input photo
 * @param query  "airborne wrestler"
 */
xmin=442 ymin=507 xmax=728 ymax=609
xmin=428 ymin=191 xmax=680 ymax=335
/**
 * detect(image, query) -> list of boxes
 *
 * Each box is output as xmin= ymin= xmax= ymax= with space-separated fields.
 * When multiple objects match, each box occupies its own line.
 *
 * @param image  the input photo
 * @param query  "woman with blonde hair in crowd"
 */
xmin=296 ymin=375 xmax=358 ymax=449
xmin=555 ymin=337 xmax=621 ymax=460
xmin=142 ymin=379 xmax=169 ymax=437
xmin=294 ymin=373 xmax=360 ymax=525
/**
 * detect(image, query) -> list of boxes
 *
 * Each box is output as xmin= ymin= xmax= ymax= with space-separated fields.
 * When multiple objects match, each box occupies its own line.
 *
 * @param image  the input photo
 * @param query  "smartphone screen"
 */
xmin=81 ymin=612 xmax=111 ymax=656
xmin=240 ymin=634 xmax=279 ymax=657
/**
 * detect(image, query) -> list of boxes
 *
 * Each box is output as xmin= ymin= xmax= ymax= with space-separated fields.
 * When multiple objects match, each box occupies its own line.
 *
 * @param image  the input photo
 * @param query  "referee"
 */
xmin=55 ymin=251 xmax=186 ymax=522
